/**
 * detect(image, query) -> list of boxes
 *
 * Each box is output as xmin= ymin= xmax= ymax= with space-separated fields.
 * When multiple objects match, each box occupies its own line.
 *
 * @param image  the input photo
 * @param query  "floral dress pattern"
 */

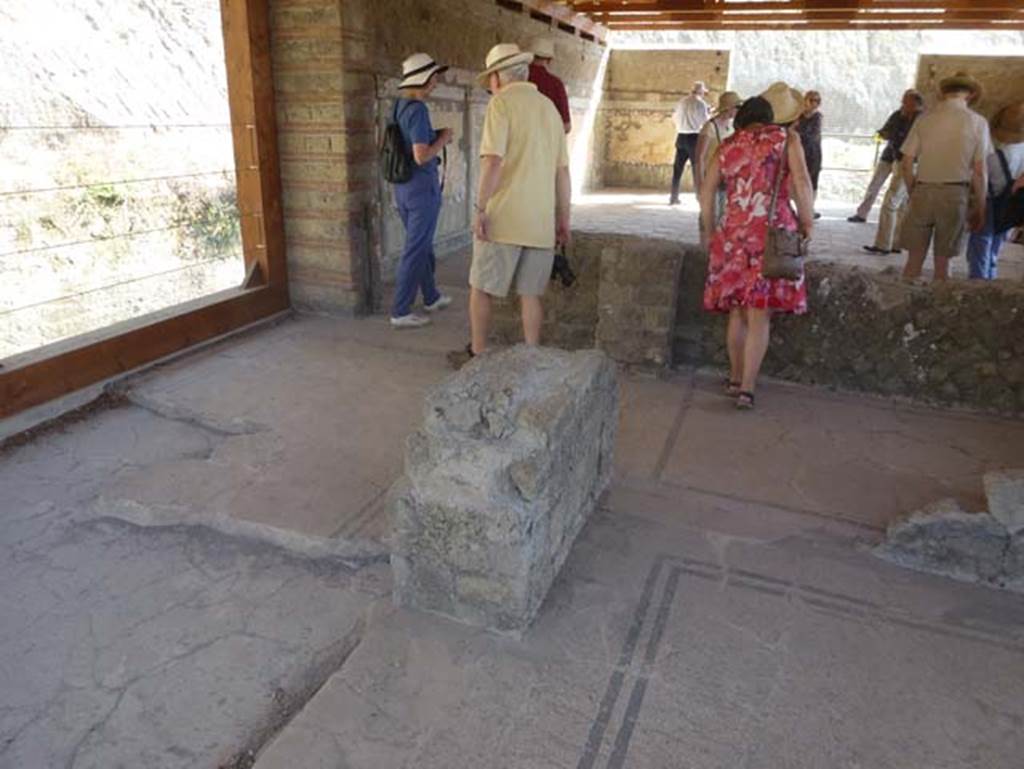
xmin=703 ymin=125 xmax=808 ymax=315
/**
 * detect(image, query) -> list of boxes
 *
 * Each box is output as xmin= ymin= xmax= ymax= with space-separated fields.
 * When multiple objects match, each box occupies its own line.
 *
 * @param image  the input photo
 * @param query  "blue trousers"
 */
xmin=966 ymin=209 xmax=1008 ymax=280
xmin=391 ymin=172 xmax=442 ymax=318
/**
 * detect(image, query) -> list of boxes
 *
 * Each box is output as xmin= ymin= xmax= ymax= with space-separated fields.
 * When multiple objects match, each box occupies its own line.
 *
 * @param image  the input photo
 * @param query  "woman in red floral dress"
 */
xmin=699 ymin=94 xmax=816 ymax=409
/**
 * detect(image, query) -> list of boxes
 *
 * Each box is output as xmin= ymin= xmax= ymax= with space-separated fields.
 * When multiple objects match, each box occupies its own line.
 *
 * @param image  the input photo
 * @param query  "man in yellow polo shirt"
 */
xmin=467 ymin=43 xmax=571 ymax=357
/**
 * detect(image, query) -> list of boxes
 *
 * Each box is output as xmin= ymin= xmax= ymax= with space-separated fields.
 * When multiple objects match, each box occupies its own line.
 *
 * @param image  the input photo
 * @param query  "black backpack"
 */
xmin=991 ymin=150 xmax=1024 ymax=235
xmin=380 ymin=101 xmax=415 ymax=184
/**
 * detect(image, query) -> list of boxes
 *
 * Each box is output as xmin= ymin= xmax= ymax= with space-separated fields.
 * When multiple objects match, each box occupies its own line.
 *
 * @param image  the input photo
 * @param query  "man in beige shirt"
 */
xmin=900 ymin=72 xmax=993 ymax=281
xmin=465 ymin=43 xmax=571 ymax=358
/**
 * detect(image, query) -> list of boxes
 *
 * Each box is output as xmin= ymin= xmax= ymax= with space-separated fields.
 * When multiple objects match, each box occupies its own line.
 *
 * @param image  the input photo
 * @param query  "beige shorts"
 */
xmin=470 ymin=239 xmax=553 ymax=298
xmin=902 ymin=183 xmax=970 ymax=259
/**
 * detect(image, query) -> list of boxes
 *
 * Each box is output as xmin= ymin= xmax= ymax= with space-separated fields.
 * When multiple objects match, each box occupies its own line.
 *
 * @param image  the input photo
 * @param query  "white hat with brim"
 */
xmin=399 ymin=53 xmax=448 ymax=89
xmin=477 ymin=43 xmax=535 ymax=88
xmin=759 ymin=81 xmax=804 ymax=125
xmin=530 ymin=37 xmax=555 ymax=60
xmin=940 ymin=71 xmax=983 ymax=100
xmin=714 ymin=91 xmax=743 ymax=116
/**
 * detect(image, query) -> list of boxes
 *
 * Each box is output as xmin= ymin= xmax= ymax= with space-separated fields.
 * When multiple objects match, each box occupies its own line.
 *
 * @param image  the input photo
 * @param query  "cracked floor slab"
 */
xmin=4 ymin=284 xmax=1024 ymax=768
xmin=253 ymin=487 xmax=1024 ymax=769
xmin=0 ymin=506 xmax=385 ymax=769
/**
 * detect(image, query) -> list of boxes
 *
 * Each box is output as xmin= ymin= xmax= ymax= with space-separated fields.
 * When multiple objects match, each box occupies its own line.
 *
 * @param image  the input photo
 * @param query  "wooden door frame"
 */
xmin=0 ymin=0 xmax=288 ymax=420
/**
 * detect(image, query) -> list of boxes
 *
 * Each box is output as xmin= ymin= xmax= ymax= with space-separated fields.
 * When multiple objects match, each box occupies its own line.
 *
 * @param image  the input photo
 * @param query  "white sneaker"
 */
xmin=424 ymin=295 xmax=452 ymax=312
xmin=390 ymin=313 xmax=431 ymax=328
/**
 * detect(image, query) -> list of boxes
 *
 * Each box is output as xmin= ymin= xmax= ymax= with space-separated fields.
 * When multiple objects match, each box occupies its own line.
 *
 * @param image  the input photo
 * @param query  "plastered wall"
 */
xmin=594 ymin=49 xmax=730 ymax=192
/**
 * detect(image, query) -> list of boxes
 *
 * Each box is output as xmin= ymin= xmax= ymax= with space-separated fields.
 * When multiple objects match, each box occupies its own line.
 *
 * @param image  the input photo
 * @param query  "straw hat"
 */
xmin=399 ymin=53 xmax=448 ymax=89
xmin=939 ymin=71 xmax=983 ymax=100
xmin=477 ymin=43 xmax=535 ymax=87
xmin=714 ymin=91 xmax=742 ymax=116
xmin=993 ymin=102 xmax=1024 ymax=145
xmin=530 ymin=37 xmax=555 ymax=60
xmin=759 ymin=81 xmax=804 ymax=124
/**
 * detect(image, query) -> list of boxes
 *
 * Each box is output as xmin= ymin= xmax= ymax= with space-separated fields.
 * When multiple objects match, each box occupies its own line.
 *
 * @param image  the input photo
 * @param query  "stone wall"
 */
xmin=269 ymin=0 xmax=364 ymax=314
xmin=680 ymin=260 xmax=1024 ymax=415
xmin=269 ymin=0 xmax=606 ymax=314
xmin=494 ymin=231 xmax=1024 ymax=415
xmin=594 ymin=49 xmax=730 ymax=191
xmin=492 ymin=232 xmax=685 ymax=370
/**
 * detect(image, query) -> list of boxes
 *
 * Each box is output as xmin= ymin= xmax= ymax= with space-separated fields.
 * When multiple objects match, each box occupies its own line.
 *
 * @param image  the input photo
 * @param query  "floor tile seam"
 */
xmin=602 ymin=565 xmax=684 ymax=769
xmin=648 ymin=476 xmax=885 ymax=534
xmin=658 ymin=553 xmax=1024 ymax=652
xmin=610 ymin=475 xmax=884 ymax=536
xmin=650 ymin=369 xmax=697 ymax=483
xmin=575 ymin=557 xmax=667 ymax=769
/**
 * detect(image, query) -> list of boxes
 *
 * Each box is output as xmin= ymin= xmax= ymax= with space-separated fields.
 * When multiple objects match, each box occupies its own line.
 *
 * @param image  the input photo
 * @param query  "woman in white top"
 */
xmin=967 ymin=102 xmax=1024 ymax=279
xmin=695 ymin=91 xmax=742 ymax=225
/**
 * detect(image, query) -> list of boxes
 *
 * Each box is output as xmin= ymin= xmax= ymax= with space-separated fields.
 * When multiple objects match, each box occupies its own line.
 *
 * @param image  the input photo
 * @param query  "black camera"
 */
xmin=550 ymin=246 xmax=577 ymax=288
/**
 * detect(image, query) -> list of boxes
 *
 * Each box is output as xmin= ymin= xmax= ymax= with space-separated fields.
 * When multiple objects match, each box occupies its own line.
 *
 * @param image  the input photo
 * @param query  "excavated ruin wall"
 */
xmin=600 ymin=31 xmax=1024 ymax=203
xmin=494 ymin=232 xmax=1024 ymax=415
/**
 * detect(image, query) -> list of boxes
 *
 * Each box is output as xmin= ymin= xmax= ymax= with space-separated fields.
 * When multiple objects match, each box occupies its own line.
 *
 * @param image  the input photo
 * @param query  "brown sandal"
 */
xmin=736 ymin=391 xmax=755 ymax=410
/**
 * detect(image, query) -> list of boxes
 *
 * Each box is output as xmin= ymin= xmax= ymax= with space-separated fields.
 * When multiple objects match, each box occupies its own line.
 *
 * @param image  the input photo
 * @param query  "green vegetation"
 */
xmin=173 ymin=186 xmax=241 ymax=259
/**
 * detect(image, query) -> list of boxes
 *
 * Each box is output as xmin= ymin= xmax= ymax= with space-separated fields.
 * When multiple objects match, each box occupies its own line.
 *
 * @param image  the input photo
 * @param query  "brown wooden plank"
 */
xmin=575 ymin=0 xmax=1023 ymax=11
xmin=604 ymin=20 xmax=1024 ymax=29
xmin=0 ymin=287 xmax=289 ymax=419
xmin=221 ymin=0 xmax=287 ymax=291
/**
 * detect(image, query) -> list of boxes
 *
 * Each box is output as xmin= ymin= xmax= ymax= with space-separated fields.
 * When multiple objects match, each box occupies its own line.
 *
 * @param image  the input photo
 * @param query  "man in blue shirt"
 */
xmin=390 ymin=53 xmax=453 ymax=328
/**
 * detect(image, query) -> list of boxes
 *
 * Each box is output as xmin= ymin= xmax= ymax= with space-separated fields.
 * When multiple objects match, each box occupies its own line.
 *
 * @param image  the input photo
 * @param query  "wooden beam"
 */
xmin=603 ymin=20 xmax=1024 ymax=30
xmin=0 ymin=287 xmax=289 ymax=419
xmin=577 ymin=0 xmax=1024 ymax=29
xmin=221 ymin=0 xmax=287 ymax=290
xmin=574 ymin=0 xmax=1023 ymax=11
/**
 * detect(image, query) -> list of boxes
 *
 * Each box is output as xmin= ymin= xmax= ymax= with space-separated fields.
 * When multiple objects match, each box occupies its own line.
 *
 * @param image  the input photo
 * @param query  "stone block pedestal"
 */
xmin=392 ymin=346 xmax=618 ymax=633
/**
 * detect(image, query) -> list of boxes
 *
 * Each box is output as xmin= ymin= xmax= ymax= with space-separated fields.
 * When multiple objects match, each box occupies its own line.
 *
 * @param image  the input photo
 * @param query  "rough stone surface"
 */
xmin=875 ymin=498 xmax=1014 ymax=588
xmin=0 ymin=412 xmax=385 ymax=768
xmin=491 ymin=232 xmax=685 ymax=370
xmin=984 ymin=469 xmax=1024 ymax=536
xmin=392 ymin=345 xmax=618 ymax=633
xmin=489 ymin=220 xmax=1024 ymax=414
xmin=1006 ymin=535 xmax=1024 ymax=585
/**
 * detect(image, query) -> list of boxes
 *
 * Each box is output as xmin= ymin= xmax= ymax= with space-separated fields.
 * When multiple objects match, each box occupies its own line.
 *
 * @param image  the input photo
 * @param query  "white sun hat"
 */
xmin=476 ymin=43 xmax=535 ymax=88
xmin=530 ymin=37 xmax=555 ymax=60
xmin=399 ymin=53 xmax=448 ymax=89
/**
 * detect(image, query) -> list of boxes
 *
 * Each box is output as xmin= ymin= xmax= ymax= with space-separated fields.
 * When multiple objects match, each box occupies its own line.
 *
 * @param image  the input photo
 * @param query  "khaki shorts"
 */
xmin=902 ymin=183 xmax=970 ymax=259
xmin=470 ymin=239 xmax=553 ymax=298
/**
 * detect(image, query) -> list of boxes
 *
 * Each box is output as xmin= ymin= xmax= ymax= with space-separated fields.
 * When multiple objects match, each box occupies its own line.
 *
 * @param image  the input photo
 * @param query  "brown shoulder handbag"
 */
xmin=762 ymin=135 xmax=806 ymax=281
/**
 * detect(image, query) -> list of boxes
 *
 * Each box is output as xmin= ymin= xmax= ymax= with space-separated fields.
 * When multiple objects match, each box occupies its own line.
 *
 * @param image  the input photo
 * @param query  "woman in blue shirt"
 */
xmin=390 ymin=53 xmax=453 ymax=328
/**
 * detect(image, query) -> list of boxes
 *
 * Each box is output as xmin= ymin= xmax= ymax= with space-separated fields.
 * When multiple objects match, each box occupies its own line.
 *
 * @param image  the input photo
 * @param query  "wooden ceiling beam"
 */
xmin=572 ymin=0 xmax=1023 ymax=11
xmin=573 ymin=0 xmax=1023 ymax=29
xmin=590 ymin=10 xmax=1023 ymax=22
xmin=602 ymin=20 xmax=1024 ymax=30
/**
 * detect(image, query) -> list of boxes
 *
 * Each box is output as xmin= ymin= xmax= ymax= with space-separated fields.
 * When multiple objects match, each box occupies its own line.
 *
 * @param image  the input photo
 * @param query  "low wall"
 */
xmin=496 ymin=231 xmax=1024 ymax=415
xmin=491 ymin=233 xmax=686 ymax=368
xmin=679 ymin=263 xmax=1024 ymax=414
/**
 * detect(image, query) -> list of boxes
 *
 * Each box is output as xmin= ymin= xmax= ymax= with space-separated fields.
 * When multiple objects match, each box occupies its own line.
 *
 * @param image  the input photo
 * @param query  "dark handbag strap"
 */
xmin=767 ymin=132 xmax=790 ymax=228
xmin=995 ymin=149 xmax=1013 ymax=197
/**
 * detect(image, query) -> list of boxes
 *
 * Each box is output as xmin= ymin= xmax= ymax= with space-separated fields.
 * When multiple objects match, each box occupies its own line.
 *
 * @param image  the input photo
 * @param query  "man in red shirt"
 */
xmin=528 ymin=37 xmax=571 ymax=134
